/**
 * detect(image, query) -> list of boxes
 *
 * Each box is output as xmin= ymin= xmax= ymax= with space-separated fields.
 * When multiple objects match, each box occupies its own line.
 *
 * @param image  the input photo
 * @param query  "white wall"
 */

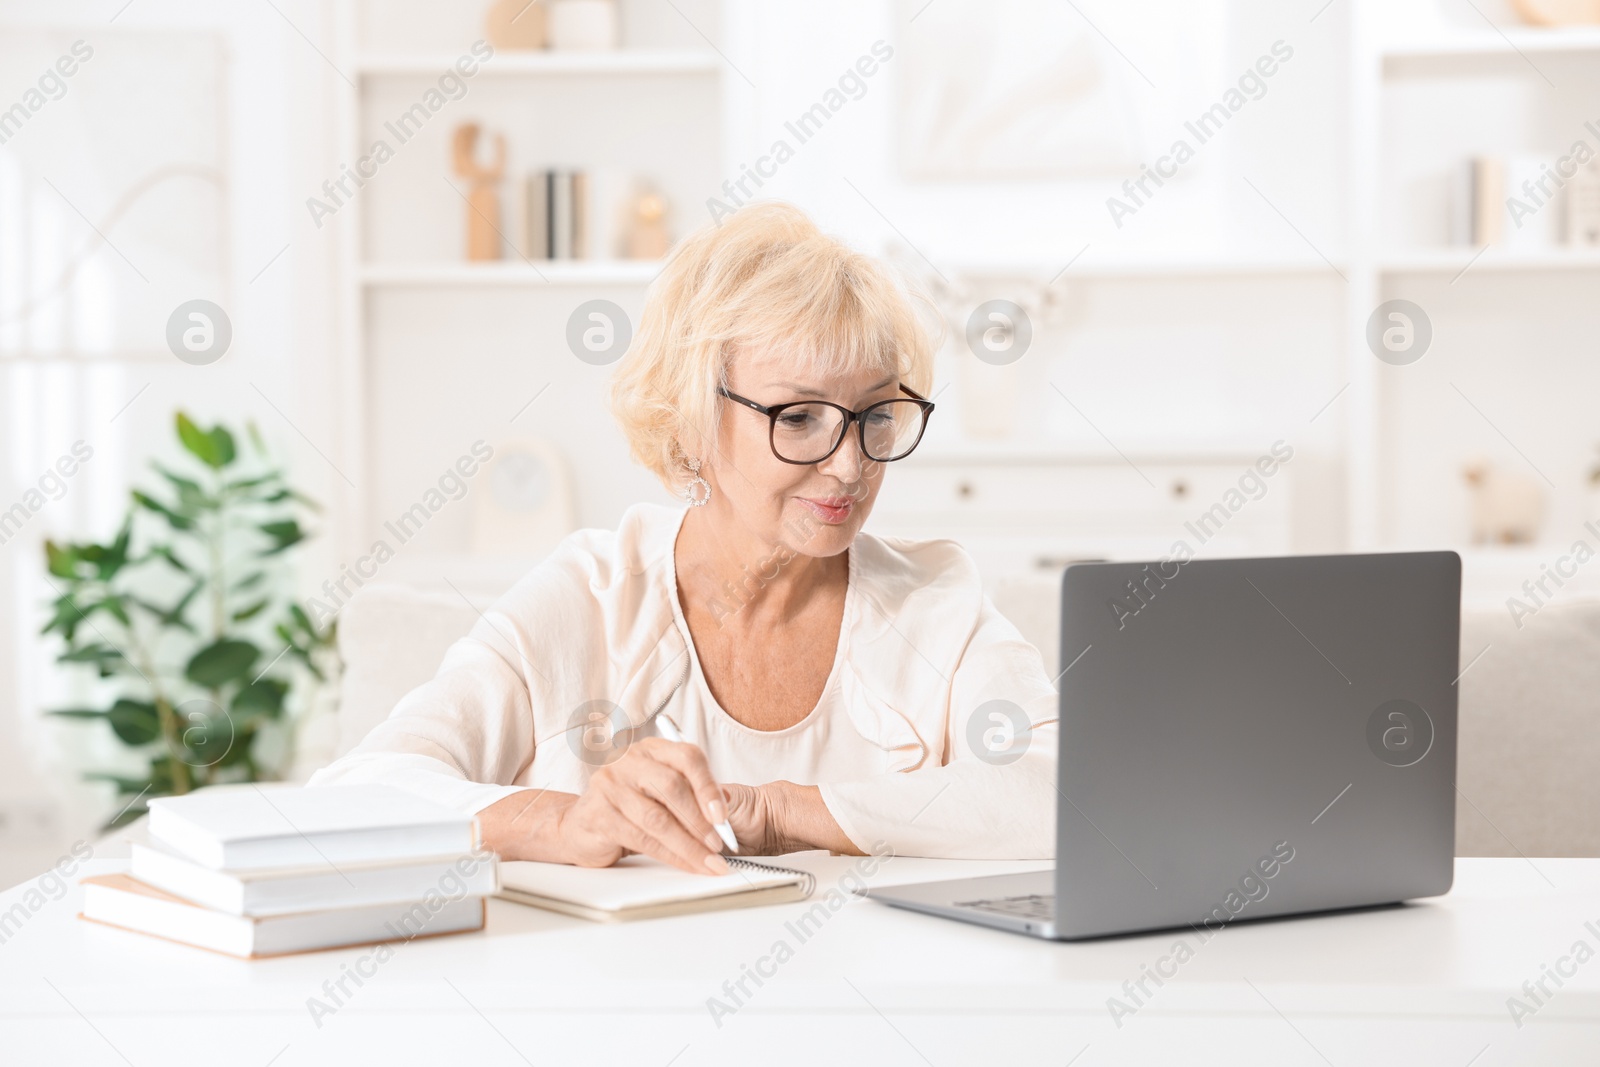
xmin=0 ymin=0 xmax=344 ymax=876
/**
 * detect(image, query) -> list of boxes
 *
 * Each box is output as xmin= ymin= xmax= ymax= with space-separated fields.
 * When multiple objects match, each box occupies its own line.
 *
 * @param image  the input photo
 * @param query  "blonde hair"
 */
xmin=610 ymin=200 xmax=937 ymax=489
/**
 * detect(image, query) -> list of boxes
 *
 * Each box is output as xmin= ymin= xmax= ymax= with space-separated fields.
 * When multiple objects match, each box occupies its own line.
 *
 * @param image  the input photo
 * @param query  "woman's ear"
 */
xmin=673 ymin=430 xmax=710 ymax=471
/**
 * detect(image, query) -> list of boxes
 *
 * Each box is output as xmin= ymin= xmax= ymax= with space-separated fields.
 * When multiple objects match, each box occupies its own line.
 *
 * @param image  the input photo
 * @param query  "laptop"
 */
xmin=860 ymin=551 xmax=1461 ymax=940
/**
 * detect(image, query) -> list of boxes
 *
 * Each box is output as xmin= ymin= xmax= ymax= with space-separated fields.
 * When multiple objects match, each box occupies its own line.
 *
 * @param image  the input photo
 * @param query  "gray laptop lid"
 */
xmin=1054 ymin=551 xmax=1459 ymax=939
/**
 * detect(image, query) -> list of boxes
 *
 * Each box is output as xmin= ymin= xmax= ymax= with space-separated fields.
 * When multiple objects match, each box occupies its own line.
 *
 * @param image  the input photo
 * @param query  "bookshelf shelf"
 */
xmin=355 ymin=50 xmax=721 ymax=77
xmin=1381 ymin=27 xmax=1600 ymax=60
xmin=1038 ymin=252 xmax=1347 ymax=281
xmin=359 ymin=261 xmax=664 ymax=287
xmin=1379 ymin=248 xmax=1600 ymax=273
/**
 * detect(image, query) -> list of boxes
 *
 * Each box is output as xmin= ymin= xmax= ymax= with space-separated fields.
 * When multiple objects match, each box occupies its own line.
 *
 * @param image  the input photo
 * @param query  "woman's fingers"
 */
xmin=631 ymin=756 xmax=722 ymax=853
xmin=610 ymin=783 xmax=730 ymax=875
xmin=642 ymin=737 xmax=729 ymax=827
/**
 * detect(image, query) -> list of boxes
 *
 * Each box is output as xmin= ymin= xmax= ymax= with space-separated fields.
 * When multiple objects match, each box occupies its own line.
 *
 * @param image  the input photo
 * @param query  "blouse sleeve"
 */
xmin=817 ymin=597 xmax=1060 ymax=859
xmin=306 ymin=624 xmax=541 ymax=817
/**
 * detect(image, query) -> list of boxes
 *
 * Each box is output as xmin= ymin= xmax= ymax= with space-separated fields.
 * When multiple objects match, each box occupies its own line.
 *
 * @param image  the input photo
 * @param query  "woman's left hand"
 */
xmin=721 ymin=781 xmax=863 ymax=856
xmin=720 ymin=783 xmax=788 ymax=855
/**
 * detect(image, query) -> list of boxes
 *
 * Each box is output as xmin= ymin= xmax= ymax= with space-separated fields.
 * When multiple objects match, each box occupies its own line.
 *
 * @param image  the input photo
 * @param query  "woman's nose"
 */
xmin=818 ymin=427 xmax=865 ymax=482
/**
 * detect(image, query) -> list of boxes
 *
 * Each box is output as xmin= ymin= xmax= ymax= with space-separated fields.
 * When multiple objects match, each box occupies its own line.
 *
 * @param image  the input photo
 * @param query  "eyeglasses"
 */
xmin=718 ymin=383 xmax=935 ymax=465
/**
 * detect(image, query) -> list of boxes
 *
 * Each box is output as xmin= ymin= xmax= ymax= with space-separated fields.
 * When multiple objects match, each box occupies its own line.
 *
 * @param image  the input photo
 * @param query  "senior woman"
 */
xmin=310 ymin=202 xmax=1058 ymax=873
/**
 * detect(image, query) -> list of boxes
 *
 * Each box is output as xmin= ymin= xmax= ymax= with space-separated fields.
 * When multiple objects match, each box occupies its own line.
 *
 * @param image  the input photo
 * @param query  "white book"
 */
xmin=130 ymin=837 xmax=498 ymax=917
xmin=578 ymin=166 xmax=632 ymax=261
xmin=146 ymin=784 xmax=476 ymax=871
xmin=498 ymin=855 xmax=815 ymax=923
xmin=81 ymin=874 xmax=485 ymax=959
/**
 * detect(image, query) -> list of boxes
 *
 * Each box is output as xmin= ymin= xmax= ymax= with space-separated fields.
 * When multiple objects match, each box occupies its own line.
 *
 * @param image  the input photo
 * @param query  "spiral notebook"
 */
xmin=497 ymin=856 xmax=815 ymax=922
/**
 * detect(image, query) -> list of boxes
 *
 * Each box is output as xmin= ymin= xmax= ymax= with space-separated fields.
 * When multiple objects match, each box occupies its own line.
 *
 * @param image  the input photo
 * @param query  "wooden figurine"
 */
xmin=452 ymin=123 xmax=506 ymax=261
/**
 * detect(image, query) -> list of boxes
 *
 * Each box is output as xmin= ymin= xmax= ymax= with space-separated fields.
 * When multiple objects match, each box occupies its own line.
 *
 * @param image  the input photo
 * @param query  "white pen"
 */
xmin=653 ymin=715 xmax=740 ymax=854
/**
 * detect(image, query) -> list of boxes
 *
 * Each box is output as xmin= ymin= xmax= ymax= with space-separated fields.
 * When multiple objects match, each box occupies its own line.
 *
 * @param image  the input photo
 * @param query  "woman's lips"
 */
xmin=797 ymin=496 xmax=854 ymax=525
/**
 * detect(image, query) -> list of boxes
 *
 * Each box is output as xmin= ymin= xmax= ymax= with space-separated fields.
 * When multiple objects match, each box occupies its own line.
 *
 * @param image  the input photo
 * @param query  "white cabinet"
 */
xmin=868 ymin=451 xmax=1293 ymax=585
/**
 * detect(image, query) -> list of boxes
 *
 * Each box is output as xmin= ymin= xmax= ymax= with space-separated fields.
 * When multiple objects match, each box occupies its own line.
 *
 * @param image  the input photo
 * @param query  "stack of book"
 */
xmin=80 ymin=784 xmax=497 ymax=958
xmin=523 ymin=167 xmax=635 ymax=260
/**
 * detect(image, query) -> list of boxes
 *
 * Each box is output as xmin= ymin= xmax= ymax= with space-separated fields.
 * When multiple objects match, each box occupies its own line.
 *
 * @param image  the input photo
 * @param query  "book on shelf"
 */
xmin=1453 ymin=154 xmax=1587 ymax=251
xmin=81 ymin=873 xmax=485 ymax=959
xmin=522 ymin=166 xmax=637 ymax=261
xmin=523 ymin=173 xmax=549 ymax=260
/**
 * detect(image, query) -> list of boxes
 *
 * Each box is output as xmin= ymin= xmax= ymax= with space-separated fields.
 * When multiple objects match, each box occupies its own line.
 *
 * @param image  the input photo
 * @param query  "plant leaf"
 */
xmin=140 ymin=543 xmax=191 ymax=573
xmin=232 ymin=597 xmax=270 ymax=622
xmin=232 ymin=677 xmax=287 ymax=720
xmin=232 ymin=572 xmax=267 ymax=592
xmin=59 ymin=643 xmax=125 ymax=667
xmin=258 ymin=519 xmax=305 ymax=557
xmin=41 ymin=595 xmax=85 ymax=640
xmin=108 ymin=698 xmax=160 ymax=745
xmin=99 ymin=596 xmax=131 ymax=627
xmin=49 ymin=708 xmax=108 ymax=719
xmin=225 ymin=472 xmax=280 ymax=494
xmin=45 ymin=541 xmax=79 ymax=579
xmin=175 ymin=412 xmax=219 ymax=467
xmin=184 ymin=639 xmax=261 ymax=688
xmin=155 ymin=463 xmax=212 ymax=512
xmin=132 ymin=490 xmax=195 ymax=531
xmin=209 ymin=425 xmax=237 ymax=467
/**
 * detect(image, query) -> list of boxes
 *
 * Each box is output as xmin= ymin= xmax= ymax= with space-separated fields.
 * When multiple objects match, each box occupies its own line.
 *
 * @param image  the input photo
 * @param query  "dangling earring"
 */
xmin=683 ymin=457 xmax=712 ymax=507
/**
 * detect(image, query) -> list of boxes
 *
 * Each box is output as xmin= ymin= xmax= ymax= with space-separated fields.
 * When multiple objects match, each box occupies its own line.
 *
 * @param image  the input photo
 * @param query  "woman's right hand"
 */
xmin=551 ymin=737 xmax=732 ymax=875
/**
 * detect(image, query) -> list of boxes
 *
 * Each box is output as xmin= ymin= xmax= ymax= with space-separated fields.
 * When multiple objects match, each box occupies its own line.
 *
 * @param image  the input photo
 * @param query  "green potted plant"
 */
xmin=43 ymin=412 xmax=337 ymax=827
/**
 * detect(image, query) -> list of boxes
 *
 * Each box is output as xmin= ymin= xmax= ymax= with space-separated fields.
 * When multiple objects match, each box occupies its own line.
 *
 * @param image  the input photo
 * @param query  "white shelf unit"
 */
xmin=325 ymin=0 xmax=1600 ymax=568
xmin=330 ymin=0 xmax=724 ymax=558
xmin=1349 ymin=2 xmax=1600 ymax=551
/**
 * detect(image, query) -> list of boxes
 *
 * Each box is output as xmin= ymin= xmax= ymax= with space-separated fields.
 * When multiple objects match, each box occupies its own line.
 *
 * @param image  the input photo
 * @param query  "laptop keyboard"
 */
xmin=955 ymin=893 xmax=1055 ymax=921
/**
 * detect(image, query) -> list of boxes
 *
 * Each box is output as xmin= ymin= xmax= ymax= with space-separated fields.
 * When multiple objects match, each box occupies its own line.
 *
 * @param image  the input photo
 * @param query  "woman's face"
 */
xmin=698 ymin=346 xmax=900 ymax=559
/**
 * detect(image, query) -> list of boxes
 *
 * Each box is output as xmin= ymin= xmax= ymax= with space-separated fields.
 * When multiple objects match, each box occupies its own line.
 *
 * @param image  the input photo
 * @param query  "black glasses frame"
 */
xmin=717 ymin=383 xmax=936 ymax=465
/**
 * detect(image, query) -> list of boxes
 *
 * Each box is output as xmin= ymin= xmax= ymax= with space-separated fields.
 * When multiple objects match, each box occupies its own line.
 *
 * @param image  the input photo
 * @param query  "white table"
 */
xmin=1 ymin=854 xmax=1597 ymax=1066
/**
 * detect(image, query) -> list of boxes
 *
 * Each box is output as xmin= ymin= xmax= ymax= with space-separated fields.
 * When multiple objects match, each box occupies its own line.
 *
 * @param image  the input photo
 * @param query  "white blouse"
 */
xmin=309 ymin=503 xmax=1060 ymax=858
